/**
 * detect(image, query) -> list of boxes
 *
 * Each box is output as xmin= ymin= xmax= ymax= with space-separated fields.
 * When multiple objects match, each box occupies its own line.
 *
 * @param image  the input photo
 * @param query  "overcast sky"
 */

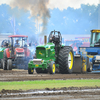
xmin=0 ymin=0 xmax=99 ymax=10
xmin=48 ymin=0 xmax=99 ymax=10
xmin=0 ymin=0 xmax=100 ymax=39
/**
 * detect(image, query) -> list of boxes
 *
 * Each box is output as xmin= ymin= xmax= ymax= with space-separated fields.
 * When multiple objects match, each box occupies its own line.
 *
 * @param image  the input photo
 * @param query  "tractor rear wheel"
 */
xmin=58 ymin=46 xmax=74 ymax=74
xmin=7 ymin=59 xmax=12 ymax=70
xmin=49 ymin=61 xmax=55 ymax=74
xmin=3 ymin=51 xmax=7 ymax=70
xmin=28 ymin=68 xmax=34 ymax=74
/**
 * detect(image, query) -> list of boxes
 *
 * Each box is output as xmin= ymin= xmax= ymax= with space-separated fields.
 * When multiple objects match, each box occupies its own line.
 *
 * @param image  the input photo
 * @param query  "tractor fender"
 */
xmin=4 ymin=48 xmax=10 ymax=58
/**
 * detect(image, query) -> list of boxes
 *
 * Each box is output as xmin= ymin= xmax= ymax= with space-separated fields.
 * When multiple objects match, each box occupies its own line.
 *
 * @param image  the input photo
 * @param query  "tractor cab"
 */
xmin=8 ymin=35 xmax=28 ymax=49
xmin=48 ymin=30 xmax=63 ymax=60
xmin=8 ymin=35 xmax=29 ymax=58
xmin=90 ymin=30 xmax=100 ymax=47
xmin=48 ymin=30 xmax=62 ymax=45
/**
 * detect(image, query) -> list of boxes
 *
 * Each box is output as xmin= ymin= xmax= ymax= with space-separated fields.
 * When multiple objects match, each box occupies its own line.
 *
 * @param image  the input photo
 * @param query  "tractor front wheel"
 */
xmin=58 ymin=46 xmax=74 ymax=74
xmin=7 ymin=59 xmax=12 ymax=70
xmin=28 ymin=68 xmax=34 ymax=74
xmin=49 ymin=61 xmax=56 ymax=74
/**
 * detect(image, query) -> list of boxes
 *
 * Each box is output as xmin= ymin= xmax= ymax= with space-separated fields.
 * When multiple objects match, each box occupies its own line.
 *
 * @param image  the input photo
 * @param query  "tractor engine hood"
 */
xmin=15 ymin=48 xmax=24 ymax=53
xmin=36 ymin=42 xmax=55 ymax=49
xmin=36 ymin=43 xmax=55 ymax=60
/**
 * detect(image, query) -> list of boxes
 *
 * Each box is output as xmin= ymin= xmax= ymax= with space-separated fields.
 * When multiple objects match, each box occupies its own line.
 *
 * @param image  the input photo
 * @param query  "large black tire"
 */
xmin=3 ymin=51 xmax=7 ymax=70
xmin=7 ymin=59 xmax=12 ymax=70
xmin=49 ymin=61 xmax=56 ymax=74
xmin=28 ymin=68 xmax=34 ymax=74
xmin=1 ymin=59 xmax=3 ymax=69
xmin=58 ymin=46 xmax=74 ymax=74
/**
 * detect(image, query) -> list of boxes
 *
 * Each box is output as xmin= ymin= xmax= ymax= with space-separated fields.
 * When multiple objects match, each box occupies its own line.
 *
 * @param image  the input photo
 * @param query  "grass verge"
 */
xmin=0 ymin=79 xmax=100 ymax=90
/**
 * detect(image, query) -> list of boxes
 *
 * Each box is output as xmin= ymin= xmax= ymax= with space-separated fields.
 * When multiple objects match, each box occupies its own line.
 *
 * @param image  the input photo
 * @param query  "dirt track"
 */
xmin=0 ymin=87 xmax=100 ymax=100
xmin=0 ymin=69 xmax=100 ymax=99
xmin=0 ymin=69 xmax=100 ymax=81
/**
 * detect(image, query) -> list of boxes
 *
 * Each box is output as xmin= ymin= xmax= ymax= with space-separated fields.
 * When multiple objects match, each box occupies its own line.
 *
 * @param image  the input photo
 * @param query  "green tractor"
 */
xmin=28 ymin=30 xmax=74 ymax=74
xmin=0 ymin=40 xmax=9 ymax=68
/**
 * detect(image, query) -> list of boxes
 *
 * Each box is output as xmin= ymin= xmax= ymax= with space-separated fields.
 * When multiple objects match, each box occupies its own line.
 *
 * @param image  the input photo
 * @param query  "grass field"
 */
xmin=0 ymin=79 xmax=100 ymax=90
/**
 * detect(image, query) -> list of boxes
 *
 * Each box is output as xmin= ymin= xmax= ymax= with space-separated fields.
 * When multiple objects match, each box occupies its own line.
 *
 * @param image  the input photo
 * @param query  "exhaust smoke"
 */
xmin=10 ymin=0 xmax=50 ymax=35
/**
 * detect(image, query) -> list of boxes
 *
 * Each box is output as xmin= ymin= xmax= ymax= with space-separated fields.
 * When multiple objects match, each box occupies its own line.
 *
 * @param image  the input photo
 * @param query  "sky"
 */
xmin=0 ymin=0 xmax=99 ymax=10
xmin=0 ymin=0 xmax=100 ymax=10
xmin=48 ymin=0 xmax=99 ymax=10
xmin=0 ymin=0 xmax=100 ymax=41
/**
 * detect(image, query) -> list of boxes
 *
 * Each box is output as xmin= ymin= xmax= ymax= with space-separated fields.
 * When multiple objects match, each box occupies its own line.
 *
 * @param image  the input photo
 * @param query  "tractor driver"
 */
xmin=3 ymin=42 xmax=7 ymax=47
xmin=14 ymin=39 xmax=20 ymax=48
xmin=49 ymin=34 xmax=55 ymax=42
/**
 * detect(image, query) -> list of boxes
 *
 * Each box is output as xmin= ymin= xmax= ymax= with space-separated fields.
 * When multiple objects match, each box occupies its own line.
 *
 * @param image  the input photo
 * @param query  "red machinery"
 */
xmin=3 ymin=35 xmax=32 ymax=70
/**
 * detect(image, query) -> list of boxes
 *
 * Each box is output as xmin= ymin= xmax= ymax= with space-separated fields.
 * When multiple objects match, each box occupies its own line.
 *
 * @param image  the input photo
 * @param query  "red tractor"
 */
xmin=3 ymin=35 xmax=32 ymax=70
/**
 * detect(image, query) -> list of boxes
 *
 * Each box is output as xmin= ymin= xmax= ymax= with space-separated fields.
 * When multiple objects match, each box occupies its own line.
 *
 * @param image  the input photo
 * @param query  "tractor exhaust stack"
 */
xmin=44 ymin=35 xmax=47 ymax=45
